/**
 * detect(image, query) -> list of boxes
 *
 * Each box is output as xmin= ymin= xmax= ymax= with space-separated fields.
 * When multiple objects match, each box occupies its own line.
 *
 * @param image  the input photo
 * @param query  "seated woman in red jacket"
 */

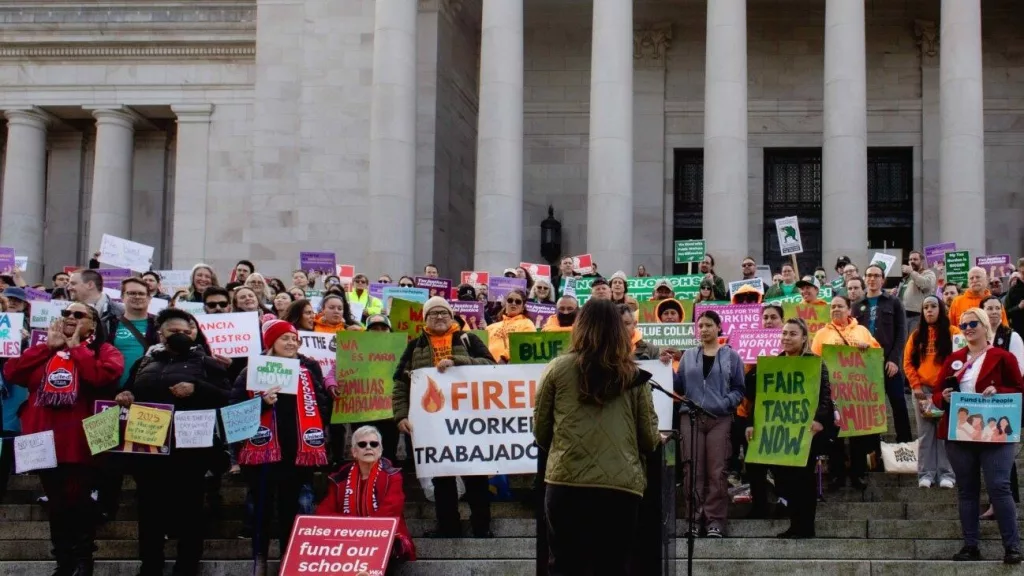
xmin=316 ymin=425 xmax=416 ymax=572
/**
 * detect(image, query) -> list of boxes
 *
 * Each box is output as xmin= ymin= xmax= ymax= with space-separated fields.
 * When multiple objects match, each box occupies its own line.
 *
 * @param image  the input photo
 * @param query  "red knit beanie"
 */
xmin=262 ymin=319 xmax=298 ymax=352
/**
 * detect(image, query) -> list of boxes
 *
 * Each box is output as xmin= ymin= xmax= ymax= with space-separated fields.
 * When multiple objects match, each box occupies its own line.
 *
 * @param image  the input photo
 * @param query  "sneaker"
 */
xmin=705 ymin=527 xmax=723 ymax=538
xmin=682 ymin=526 xmax=700 ymax=538
xmin=939 ymin=478 xmax=955 ymax=489
xmin=727 ymin=473 xmax=742 ymax=488
xmin=1005 ymin=548 xmax=1023 ymax=565
xmin=952 ymin=545 xmax=981 ymax=561
xmin=90 ymin=490 xmax=99 ymax=501
xmin=36 ymin=495 xmax=48 ymax=504
xmin=918 ymin=478 xmax=933 ymax=489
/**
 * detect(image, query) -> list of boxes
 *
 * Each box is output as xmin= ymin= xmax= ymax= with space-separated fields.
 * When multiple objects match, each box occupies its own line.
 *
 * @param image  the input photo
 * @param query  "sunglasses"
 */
xmin=507 ymin=298 xmax=523 ymax=305
xmin=206 ymin=301 xmax=230 ymax=309
xmin=399 ymin=283 xmax=414 ymax=288
xmin=356 ymin=441 xmax=380 ymax=449
xmin=959 ymin=320 xmax=981 ymax=330
xmin=60 ymin=310 xmax=90 ymax=319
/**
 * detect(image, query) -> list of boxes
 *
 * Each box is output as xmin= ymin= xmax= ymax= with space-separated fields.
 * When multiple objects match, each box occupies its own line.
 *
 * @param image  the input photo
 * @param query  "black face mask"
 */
xmin=166 ymin=333 xmax=194 ymax=354
xmin=556 ymin=311 xmax=577 ymax=326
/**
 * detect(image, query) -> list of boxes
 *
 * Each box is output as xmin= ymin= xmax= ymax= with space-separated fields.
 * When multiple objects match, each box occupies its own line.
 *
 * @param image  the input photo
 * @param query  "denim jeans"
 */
xmin=913 ymin=386 xmax=953 ymax=483
xmin=885 ymin=372 xmax=913 ymax=442
xmin=945 ymin=441 xmax=1019 ymax=550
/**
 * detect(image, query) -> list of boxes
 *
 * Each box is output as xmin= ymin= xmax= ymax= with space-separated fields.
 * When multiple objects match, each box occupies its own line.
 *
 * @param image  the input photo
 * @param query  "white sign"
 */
xmin=298 ymin=331 xmax=336 ymax=375
xmin=728 ymin=277 xmax=765 ymax=296
xmin=29 ymin=301 xmax=61 ymax=328
xmin=155 ymin=270 xmax=192 ymax=293
xmin=98 ymin=234 xmax=155 ymax=273
xmin=14 ymin=430 xmax=57 ymax=473
xmin=869 ymin=251 xmax=901 ymax=278
xmin=247 ymin=355 xmax=301 ymax=395
xmin=102 ymin=287 xmax=122 ymax=302
xmin=173 ymin=410 xmax=217 ymax=449
xmin=774 ymin=216 xmax=803 ymax=256
xmin=638 ymin=360 xmax=674 ymax=431
xmin=148 ymin=298 xmax=169 ymax=315
xmin=175 ymin=301 xmax=206 ymax=316
xmin=14 ymin=256 xmax=26 ymax=272
xmin=0 ymin=313 xmax=25 ymax=357
xmin=195 ymin=312 xmax=260 ymax=358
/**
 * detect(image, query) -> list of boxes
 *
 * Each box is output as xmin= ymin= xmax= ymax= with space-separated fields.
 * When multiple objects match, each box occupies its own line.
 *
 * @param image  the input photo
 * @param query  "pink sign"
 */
xmin=729 ymin=329 xmax=783 ymax=365
xmin=692 ymin=303 xmax=763 ymax=336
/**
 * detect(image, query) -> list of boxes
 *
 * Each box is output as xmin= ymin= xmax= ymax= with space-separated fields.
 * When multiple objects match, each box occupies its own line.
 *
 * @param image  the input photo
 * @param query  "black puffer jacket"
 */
xmin=124 ymin=344 xmax=231 ymax=411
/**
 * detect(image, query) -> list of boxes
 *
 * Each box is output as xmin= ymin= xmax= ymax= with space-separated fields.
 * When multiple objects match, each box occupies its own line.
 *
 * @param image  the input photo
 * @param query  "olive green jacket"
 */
xmin=533 ymin=354 xmax=659 ymax=496
xmin=391 ymin=330 xmax=495 ymax=421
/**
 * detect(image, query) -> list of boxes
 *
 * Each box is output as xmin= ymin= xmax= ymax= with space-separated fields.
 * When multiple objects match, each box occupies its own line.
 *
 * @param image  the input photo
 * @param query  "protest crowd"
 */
xmin=0 ymin=237 xmax=1023 ymax=576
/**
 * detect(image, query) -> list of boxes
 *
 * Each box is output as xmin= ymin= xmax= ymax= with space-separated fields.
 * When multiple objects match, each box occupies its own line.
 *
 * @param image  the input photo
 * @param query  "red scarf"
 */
xmin=238 ymin=365 xmax=328 ymax=467
xmin=36 ymin=339 xmax=93 ymax=407
xmin=342 ymin=460 xmax=381 ymax=516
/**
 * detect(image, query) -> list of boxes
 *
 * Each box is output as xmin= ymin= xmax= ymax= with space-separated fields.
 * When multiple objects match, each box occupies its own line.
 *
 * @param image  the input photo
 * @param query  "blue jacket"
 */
xmin=0 ymin=367 xmax=28 ymax=433
xmin=673 ymin=345 xmax=746 ymax=417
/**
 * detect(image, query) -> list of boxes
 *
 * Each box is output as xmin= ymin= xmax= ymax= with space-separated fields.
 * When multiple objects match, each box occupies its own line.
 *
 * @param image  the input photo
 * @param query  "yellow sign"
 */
xmin=124 ymin=404 xmax=173 ymax=447
xmin=82 ymin=407 xmax=120 ymax=455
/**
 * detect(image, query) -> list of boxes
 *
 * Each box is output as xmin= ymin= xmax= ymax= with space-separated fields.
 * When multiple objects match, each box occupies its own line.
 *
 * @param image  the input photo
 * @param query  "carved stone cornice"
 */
xmin=914 ymin=20 xmax=938 ymax=62
xmin=634 ymin=23 xmax=672 ymax=67
xmin=0 ymin=42 xmax=255 ymax=61
xmin=0 ymin=3 xmax=255 ymax=25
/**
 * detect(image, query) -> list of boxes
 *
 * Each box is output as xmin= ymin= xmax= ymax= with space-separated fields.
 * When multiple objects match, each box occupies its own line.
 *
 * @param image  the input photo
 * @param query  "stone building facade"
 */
xmin=0 ymin=0 xmax=1020 ymax=283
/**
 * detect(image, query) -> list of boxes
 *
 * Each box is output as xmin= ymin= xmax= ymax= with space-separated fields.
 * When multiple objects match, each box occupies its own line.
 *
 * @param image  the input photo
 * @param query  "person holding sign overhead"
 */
xmin=115 ymin=308 xmax=231 ymax=576
xmin=3 ymin=302 xmax=124 ymax=576
xmin=932 ymin=308 xmax=1023 ymax=564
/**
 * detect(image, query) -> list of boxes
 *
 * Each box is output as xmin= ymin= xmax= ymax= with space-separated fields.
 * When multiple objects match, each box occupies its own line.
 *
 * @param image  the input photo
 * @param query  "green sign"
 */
xmin=332 ymin=331 xmax=408 ymax=424
xmin=563 ymin=275 xmax=703 ymax=303
xmin=765 ymin=287 xmax=832 ymax=305
xmin=781 ymin=302 xmax=830 ymax=338
xmin=388 ymin=298 xmax=423 ymax=342
xmin=945 ymin=250 xmax=970 ymax=287
xmin=820 ymin=345 xmax=886 ymax=438
xmin=82 ymin=407 xmax=121 ymax=455
xmin=674 ymin=239 xmax=706 ymax=265
xmin=637 ymin=323 xmax=697 ymax=349
xmin=469 ymin=330 xmax=488 ymax=345
xmin=508 ymin=331 xmax=571 ymax=364
xmin=746 ymin=356 xmax=821 ymax=467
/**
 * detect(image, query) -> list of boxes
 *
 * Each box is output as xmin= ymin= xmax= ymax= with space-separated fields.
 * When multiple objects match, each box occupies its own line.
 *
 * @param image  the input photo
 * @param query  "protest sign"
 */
xmin=782 ymin=301 xmax=830 ymax=337
xmin=562 ymin=277 xmax=577 ymax=298
xmin=572 ymin=254 xmax=593 ymax=274
xmin=0 ymin=246 xmax=14 ymax=273
xmin=674 ymin=239 xmax=706 ymax=264
xmin=125 ymin=404 xmax=173 ymax=447
xmin=299 ymin=251 xmax=336 ymax=275
xmin=637 ymin=360 xmax=675 ymax=431
xmin=756 ymin=265 xmax=774 ymax=287
xmin=98 ymin=234 xmax=154 ymax=272
xmin=29 ymin=302 xmax=61 ymax=329
xmin=945 ymin=251 xmax=970 ymax=287
xmin=745 ymin=356 xmax=822 ymax=467
xmin=388 ymin=299 xmax=423 ymax=342
xmin=525 ymin=301 xmax=556 ymax=329
xmin=94 ymin=401 xmax=172 ymax=454
xmin=280 ymin=516 xmax=398 ymax=576
xmin=95 ymin=268 xmax=134 ymax=289
xmin=520 ymin=262 xmax=550 ymax=279
xmin=729 ymin=277 xmax=764 ymax=295
xmin=298 ymin=331 xmax=336 ymax=375
xmin=0 ymin=313 xmax=24 ymax=357
xmin=332 ymin=332 xmax=406 ymax=424
xmin=175 ymin=301 xmax=206 ymax=315
xmin=508 ymin=332 xmax=570 ymax=364
xmin=924 ymin=242 xmax=956 ymax=268
xmin=82 ymin=407 xmax=121 ymax=455
xmin=729 ymin=330 xmax=783 ymax=364
xmin=565 ymin=275 xmax=703 ymax=303
xmin=820 ymin=345 xmax=886 ymax=438
xmin=368 ymin=282 xmax=386 ymax=300
xmin=155 ymin=270 xmax=192 ymax=293
xmin=869 ymin=252 xmax=898 ymax=277
xmin=461 ymin=271 xmax=490 ymax=286
xmin=692 ymin=303 xmax=762 ymax=336
xmin=14 ymin=256 xmax=26 ymax=272
xmin=220 ymin=398 xmax=262 ymax=444
xmin=774 ymin=216 xmax=803 ymax=255
xmin=247 ymin=355 xmax=300 ymax=395
xmin=30 ymin=329 xmax=47 ymax=347
xmin=637 ymin=323 xmax=697 ymax=349
xmin=147 ymin=298 xmax=169 ymax=315
xmin=487 ymin=277 xmax=527 ymax=302
xmin=947 ymin=393 xmax=1021 ymax=443
xmin=173 ymin=410 xmax=217 ymax=449
xmin=450 ymin=301 xmax=485 ymax=330
xmin=14 ymin=431 xmax=57 ymax=473
xmin=409 ymin=364 xmax=543 ymax=476
xmin=470 ymin=330 xmax=489 ymax=345
xmin=381 ymin=286 xmax=429 ymax=312
xmin=195 ymin=312 xmax=260 ymax=358
xmin=414 ymin=276 xmax=453 ymax=299
xmin=24 ymin=287 xmax=51 ymax=302
xmin=976 ymin=255 xmax=1011 ymax=279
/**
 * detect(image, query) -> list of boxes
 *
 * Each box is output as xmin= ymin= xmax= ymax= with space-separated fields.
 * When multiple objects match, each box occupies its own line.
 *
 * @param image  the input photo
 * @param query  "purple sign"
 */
xmin=924 ymin=242 xmax=956 ymax=268
xmin=450 ymin=301 xmax=485 ymax=330
xmin=369 ymin=282 xmax=386 ymax=300
xmin=0 ymin=247 xmax=14 ymax=274
xmin=729 ymin=329 xmax=783 ymax=365
xmin=30 ymin=329 xmax=47 ymax=347
xmin=414 ymin=277 xmax=453 ymax=299
xmin=24 ymin=287 xmax=51 ymax=302
xmin=976 ymin=254 xmax=1012 ymax=279
xmin=487 ymin=277 xmax=528 ymax=303
xmin=525 ymin=302 xmax=557 ymax=329
xmin=94 ymin=400 xmax=173 ymax=455
xmin=96 ymin=268 xmax=133 ymax=288
xmin=299 ymin=251 xmax=336 ymax=275
xmin=693 ymin=303 xmax=763 ymax=336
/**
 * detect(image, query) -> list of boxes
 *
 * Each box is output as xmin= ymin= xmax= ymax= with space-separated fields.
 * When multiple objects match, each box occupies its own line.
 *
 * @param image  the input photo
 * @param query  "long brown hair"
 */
xmin=570 ymin=299 xmax=637 ymax=404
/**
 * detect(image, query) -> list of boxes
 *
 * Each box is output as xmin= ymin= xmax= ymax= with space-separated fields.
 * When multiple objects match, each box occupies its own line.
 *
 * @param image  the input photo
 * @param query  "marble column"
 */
xmin=915 ymin=20 xmax=940 ymax=247
xmin=367 ymin=0 xmax=417 ymax=277
xmin=87 ymin=108 xmax=136 ymax=252
xmin=702 ymin=0 xmax=747 ymax=280
xmin=822 ymin=0 xmax=868 ymax=272
xmin=939 ymin=0 xmax=985 ymax=257
xmin=0 ymin=109 xmax=50 ymax=280
xmin=586 ymin=0 xmax=633 ymax=274
xmin=473 ymin=0 xmax=523 ymax=273
xmin=170 ymin=104 xmax=214 ymax=268
xmin=44 ymin=133 xmax=85 ymax=281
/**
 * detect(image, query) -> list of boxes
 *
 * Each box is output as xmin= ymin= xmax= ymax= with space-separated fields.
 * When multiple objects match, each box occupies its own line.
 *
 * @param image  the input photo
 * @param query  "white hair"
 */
xmin=351 ymin=425 xmax=382 ymax=447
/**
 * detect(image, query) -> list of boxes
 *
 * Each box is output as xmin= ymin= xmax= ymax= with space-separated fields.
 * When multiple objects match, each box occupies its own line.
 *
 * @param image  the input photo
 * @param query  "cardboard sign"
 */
xmin=519 ymin=262 xmax=551 ymax=279
xmin=976 ymin=255 xmax=1012 ymax=279
xmin=194 ymin=312 xmax=261 ymax=358
xmin=745 ymin=356 xmax=822 ymax=467
xmin=692 ymin=303 xmax=763 ymax=336
xmin=29 ymin=302 xmax=62 ymax=329
xmin=0 ymin=246 xmax=15 ymax=274
xmin=155 ymin=270 xmax=192 ymax=293
xmin=944 ymin=251 xmax=970 ymax=287
xmin=524 ymin=301 xmax=556 ymax=329
xmin=82 ymin=407 xmax=121 ymax=455
xmin=94 ymin=401 xmax=173 ymax=454
xmin=414 ymin=276 xmax=452 ymax=299
xmin=674 ymin=239 xmax=706 ymax=265
xmin=869 ymin=252 xmax=898 ymax=277
xmin=450 ymin=301 xmax=485 ymax=331
xmin=460 ymin=271 xmax=490 ymax=286
xmin=331 ymin=332 xmax=407 ymax=424
xmin=729 ymin=329 xmax=783 ymax=364
xmin=280 ymin=516 xmax=398 ymax=576
xmin=98 ymin=234 xmax=154 ymax=272
xmin=14 ymin=430 xmax=57 ymax=473
xmin=820 ymin=345 xmax=886 ymax=438
xmin=337 ymin=265 xmax=356 ymax=287
xmin=173 ymin=410 xmax=217 ymax=449
xmin=388 ymin=299 xmax=423 ymax=342
xmin=729 ymin=277 xmax=764 ymax=296
xmin=220 ymin=398 xmax=262 ymax=444
xmin=487 ymin=277 xmax=527 ymax=303
xmin=774 ymin=216 xmax=803 ymax=255
xmin=637 ymin=323 xmax=697 ymax=349
xmin=508 ymin=331 xmax=571 ymax=364
xmin=0 ymin=313 xmax=25 ymax=357
xmin=572 ymin=254 xmax=593 ymax=274
xmin=124 ymin=404 xmax=173 ymax=447
xmin=247 ymin=355 xmax=301 ymax=395
xmin=924 ymin=242 xmax=956 ymax=268
xmin=947 ymin=393 xmax=1021 ymax=443
xmin=300 ymin=251 xmax=337 ymax=275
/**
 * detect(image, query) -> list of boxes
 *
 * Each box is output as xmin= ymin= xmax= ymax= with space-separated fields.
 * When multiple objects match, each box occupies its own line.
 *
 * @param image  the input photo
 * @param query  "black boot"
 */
xmin=50 ymin=553 xmax=74 ymax=576
xmin=71 ymin=558 xmax=93 ymax=576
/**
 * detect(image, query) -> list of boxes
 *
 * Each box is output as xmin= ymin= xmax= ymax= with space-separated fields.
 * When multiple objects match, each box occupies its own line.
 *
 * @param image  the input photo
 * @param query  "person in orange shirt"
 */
xmin=904 ymin=296 xmax=961 ymax=489
xmin=949 ymin=267 xmax=1008 ymax=326
xmin=485 ymin=288 xmax=535 ymax=362
xmin=542 ymin=296 xmax=578 ymax=332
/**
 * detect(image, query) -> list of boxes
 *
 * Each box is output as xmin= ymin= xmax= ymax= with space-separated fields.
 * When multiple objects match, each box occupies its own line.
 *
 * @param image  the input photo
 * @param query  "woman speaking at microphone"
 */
xmin=534 ymin=299 xmax=659 ymax=575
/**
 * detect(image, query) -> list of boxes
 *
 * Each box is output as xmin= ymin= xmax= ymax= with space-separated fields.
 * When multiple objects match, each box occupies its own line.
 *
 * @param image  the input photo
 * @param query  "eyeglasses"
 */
xmin=960 ymin=320 xmax=981 ymax=330
xmin=206 ymin=301 xmax=230 ymax=309
xmin=354 ymin=279 xmax=367 ymax=285
xmin=865 ymin=273 xmax=883 ymax=279
xmin=506 ymin=298 xmax=523 ymax=305
xmin=60 ymin=310 xmax=89 ymax=319
xmin=356 ymin=441 xmax=380 ymax=449
xmin=123 ymin=291 xmax=148 ymax=298
xmin=536 ymin=286 xmax=549 ymax=291
xmin=378 ymin=279 xmax=391 ymax=284
xmin=426 ymin=310 xmax=451 ymax=319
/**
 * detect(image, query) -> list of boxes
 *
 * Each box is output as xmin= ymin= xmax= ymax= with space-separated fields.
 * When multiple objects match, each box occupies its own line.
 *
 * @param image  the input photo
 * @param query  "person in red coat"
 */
xmin=3 ymin=301 xmax=124 ymax=575
xmin=317 ymin=425 xmax=416 ymax=574
xmin=931 ymin=307 xmax=1023 ymax=565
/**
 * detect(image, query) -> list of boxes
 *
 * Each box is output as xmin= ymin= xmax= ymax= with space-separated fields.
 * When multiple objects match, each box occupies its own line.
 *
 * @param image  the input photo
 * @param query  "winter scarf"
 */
xmin=238 ymin=365 xmax=328 ymax=466
xmin=36 ymin=338 xmax=95 ymax=407
xmin=342 ymin=460 xmax=382 ymax=516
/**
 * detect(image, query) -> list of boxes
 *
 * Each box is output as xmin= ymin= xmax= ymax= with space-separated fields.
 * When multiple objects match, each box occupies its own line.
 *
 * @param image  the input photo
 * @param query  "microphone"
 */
xmin=648 ymin=380 xmax=717 ymax=419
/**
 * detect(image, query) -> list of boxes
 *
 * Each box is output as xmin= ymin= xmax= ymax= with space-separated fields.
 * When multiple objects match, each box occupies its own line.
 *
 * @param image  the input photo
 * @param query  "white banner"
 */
xmin=156 ymin=270 xmax=192 ymax=293
xmin=195 ymin=312 xmax=260 ymax=358
xmin=14 ymin=430 xmax=57 ymax=473
xmin=98 ymin=234 xmax=155 ymax=273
